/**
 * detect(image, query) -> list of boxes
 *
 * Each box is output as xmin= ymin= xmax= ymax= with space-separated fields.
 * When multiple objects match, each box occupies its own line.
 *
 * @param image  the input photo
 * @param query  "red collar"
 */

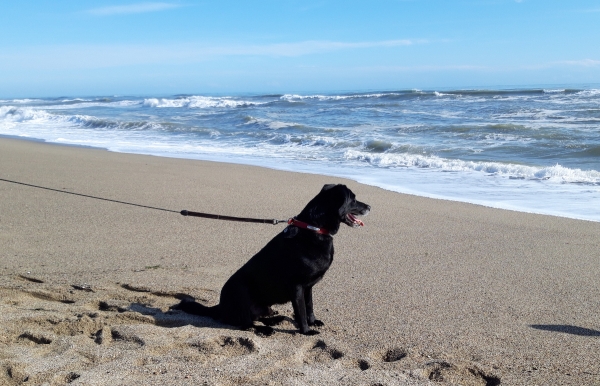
xmin=287 ymin=218 xmax=330 ymax=235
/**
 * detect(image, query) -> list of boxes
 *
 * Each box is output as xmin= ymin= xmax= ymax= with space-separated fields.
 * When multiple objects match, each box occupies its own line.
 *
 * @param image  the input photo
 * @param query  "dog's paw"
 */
xmin=169 ymin=296 xmax=195 ymax=310
xmin=309 ymin=319 xmax=324 ymax=327
xmin=259 ymin=315 xmax=286 ymax=327
xmin=301 ymin=329 xmax=320 ymax=336
xmin=253 ymin=325 xmax=275 ymax=337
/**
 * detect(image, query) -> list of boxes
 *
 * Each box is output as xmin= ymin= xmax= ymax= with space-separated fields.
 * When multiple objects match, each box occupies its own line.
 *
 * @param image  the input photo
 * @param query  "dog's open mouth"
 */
xmin=345 ymin=213 xmax=364 ymax=227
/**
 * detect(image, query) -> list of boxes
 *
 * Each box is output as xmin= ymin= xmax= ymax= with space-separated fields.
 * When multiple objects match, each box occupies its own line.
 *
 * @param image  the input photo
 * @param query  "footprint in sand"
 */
xmin=25 ymin=290 xmax=76 ymax=304
xmin=303 ymin=339 xmax=345 ymax=364
xmin=3 ymin=363 xmax=29 ymax=384
xmin=17 ymin=274 xmax=44 ymax=284
xmin=357 ymin=359 xmax=371 ymax=371
xmin=420 ymin=359 xmax=501 ymax=386
xmin=17 ymin=331 xmax=54 ymax=345
xmin=382 ymin=347 xmax=408 ymax=363
xmin=188 ymin=335 xmax=258 ymax=357
xmin=109 ymin=325 xmax=146 ymax=348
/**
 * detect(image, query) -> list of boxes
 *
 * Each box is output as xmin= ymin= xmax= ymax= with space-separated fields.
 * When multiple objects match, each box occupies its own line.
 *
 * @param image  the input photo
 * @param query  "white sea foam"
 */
xmin=433 ymin=91 xmax=455 ymax=97
xmin=244 ymin=116 xmax=303 ymax=130
xmin=0 ymin=106 xmax=101 ymax=128
xmin=143 ymin=96 xmax=262 ymax=108
xmin=60 ymin=98 xmax=92 ymax=102
xmin=280 ymin=93 xmax=400 ymax=101
xmin=492 ymin=95 xmax=530 ymax=101
xmin=42 ymin=100 xmax=141 ymax=110
xmin=0 ymin=106 xmax=52 ymax=122
xmin=281 ymin=94 xmax=355 ymax=101
xmin=575 ymin=89 xmax=600 ymax=97
xmin=343 ymin=149 xmax=600 ymax=184
xmin=0 ymin=106 xmax=157 ymax=134
xmin=0 ymin=98 xmax=42 ymax=104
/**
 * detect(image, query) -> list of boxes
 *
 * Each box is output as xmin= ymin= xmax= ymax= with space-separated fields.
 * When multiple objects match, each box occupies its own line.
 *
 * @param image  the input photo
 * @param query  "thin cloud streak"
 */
xmin=225 ymin=39 xmax=420 ymax=56
xmin=0 ymin=39 xmax=425 ymax=70
xmin=357 ymin=59 xmax=600 ymax=73
xmin=357 ymin=64 xmax=489 ymax=72
xmin=560 ymin=59 xmax=600 ymax=67
xmin=85 ymin=2 xmax=182 ymax=16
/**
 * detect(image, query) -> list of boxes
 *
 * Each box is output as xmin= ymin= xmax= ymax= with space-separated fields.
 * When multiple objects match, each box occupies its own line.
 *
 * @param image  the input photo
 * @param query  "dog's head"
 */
xmin=296 ymin=184 xmax=370 ymax=236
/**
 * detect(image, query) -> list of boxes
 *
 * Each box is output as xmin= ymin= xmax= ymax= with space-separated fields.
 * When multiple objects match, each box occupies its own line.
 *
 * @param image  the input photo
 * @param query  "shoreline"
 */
xmin=1 ymin=137 xmax=600 ymax=385
xmin=0 ymin=133 xmax=111 ymax=150
xmin=2 ymin=134 xmax=598 ymax=224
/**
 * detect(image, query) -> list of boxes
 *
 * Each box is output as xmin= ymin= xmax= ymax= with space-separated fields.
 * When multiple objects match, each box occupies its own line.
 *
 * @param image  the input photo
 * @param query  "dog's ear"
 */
xmin=283 ymin=226 xmax=299 ymax=238
xmin=320 ymin=184 xmax=337 ymax=192
xmin=338 ymin=187 xmax=353 ymax=216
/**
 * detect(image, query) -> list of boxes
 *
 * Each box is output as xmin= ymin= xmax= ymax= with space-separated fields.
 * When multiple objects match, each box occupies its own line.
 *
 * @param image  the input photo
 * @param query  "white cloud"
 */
xmin=0 ymin=39 xmax=426 ymax=70
xmin=219 ymin=39 xmax=420 ymax=57
xmin=560 ymin=59 xmax=600 ymax=67
xmin=85 ymin=2 xmax=182 ymax=16
xmin=356 ymin=64 xmax=491 ymax=73
xmin=355 ymin=59 xmax=600 ymax=74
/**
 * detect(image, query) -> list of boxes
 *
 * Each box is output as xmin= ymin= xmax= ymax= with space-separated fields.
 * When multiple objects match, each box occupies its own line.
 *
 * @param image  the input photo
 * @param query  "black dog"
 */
xmin=173 ymin=184 xmax=370 ymax=335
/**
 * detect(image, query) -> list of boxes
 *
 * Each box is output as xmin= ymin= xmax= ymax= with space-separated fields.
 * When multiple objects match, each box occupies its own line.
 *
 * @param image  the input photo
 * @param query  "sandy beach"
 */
xmin=1 ymin=137 xmax=599 ymax=385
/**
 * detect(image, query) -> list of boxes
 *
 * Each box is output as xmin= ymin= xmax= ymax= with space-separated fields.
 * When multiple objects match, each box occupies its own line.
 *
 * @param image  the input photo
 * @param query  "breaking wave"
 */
xmin=343 ymin=149 xmax=600 ymax=185
xmin=143 ymin=96 xmax=263 ymax=108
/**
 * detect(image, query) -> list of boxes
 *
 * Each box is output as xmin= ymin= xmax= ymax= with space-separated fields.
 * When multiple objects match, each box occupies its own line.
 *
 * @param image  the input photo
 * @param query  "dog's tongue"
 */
xmin=347 ymin=213 xmax=364 ymax=227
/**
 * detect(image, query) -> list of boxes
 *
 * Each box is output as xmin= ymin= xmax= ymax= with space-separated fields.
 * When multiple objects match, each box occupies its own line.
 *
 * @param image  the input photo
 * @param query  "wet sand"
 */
xmin=1 ymin=137 xmax=599 ymax=385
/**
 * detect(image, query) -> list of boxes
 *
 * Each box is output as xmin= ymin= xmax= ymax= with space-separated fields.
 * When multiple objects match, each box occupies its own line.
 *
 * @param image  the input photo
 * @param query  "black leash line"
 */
xmin=180 ymin=210 xmax=286 ymax=225
xmin=0 ymin=177 xmax=287 ymax=225
xmin=0 ymin=177 xmax=178 ymax=213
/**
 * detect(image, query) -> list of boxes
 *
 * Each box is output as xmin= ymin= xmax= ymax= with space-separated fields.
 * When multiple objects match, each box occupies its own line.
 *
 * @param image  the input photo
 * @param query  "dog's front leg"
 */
xmin=292 ymin=285 xmax=318 ymax=335
xmin=304 ymin=286 xmax=324 ymax=327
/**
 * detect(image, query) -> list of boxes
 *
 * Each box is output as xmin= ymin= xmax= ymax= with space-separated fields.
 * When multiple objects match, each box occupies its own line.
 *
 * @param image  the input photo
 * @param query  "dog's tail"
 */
xmin=171 ymin=298 xmax=219 ymax=318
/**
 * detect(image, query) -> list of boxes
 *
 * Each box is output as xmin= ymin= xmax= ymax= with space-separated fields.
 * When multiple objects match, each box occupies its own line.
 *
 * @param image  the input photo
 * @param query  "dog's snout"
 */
xmin=361 ymin=203 xmax=371 ymax=215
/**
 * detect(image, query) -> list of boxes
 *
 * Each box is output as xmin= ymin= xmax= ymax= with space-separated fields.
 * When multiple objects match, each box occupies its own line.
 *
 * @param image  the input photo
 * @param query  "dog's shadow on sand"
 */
xmin=127 ymin=302 xmax=300 ymax=337
xmin=530 ymin=324 xmax=600 ymax=337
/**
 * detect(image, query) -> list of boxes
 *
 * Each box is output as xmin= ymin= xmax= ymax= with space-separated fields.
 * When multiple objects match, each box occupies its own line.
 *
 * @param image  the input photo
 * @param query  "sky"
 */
xmin=1 ymin=0 xmax=599 ymax=97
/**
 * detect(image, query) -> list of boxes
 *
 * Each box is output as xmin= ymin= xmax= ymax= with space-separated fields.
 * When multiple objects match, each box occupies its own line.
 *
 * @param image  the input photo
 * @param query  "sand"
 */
xmin=1 ymin=137 xmax=599 ymax=386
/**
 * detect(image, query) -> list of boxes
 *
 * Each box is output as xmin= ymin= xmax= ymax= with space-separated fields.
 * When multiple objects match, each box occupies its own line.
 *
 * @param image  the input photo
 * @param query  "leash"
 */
xmin=181 ymin=210 xmax=287 ymax=225
xmin=0 ymin=177 xmax=286 ymax=225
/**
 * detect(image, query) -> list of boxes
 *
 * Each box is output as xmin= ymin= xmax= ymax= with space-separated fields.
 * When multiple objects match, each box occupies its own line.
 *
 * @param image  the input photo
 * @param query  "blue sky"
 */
xmin=1 ymin=0 xmax=599 ymax=97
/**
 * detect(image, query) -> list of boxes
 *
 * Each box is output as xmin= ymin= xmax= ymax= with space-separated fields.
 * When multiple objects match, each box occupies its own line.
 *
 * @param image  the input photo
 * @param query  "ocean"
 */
xmin=1 ymin=88 xmax=599 ymax=222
